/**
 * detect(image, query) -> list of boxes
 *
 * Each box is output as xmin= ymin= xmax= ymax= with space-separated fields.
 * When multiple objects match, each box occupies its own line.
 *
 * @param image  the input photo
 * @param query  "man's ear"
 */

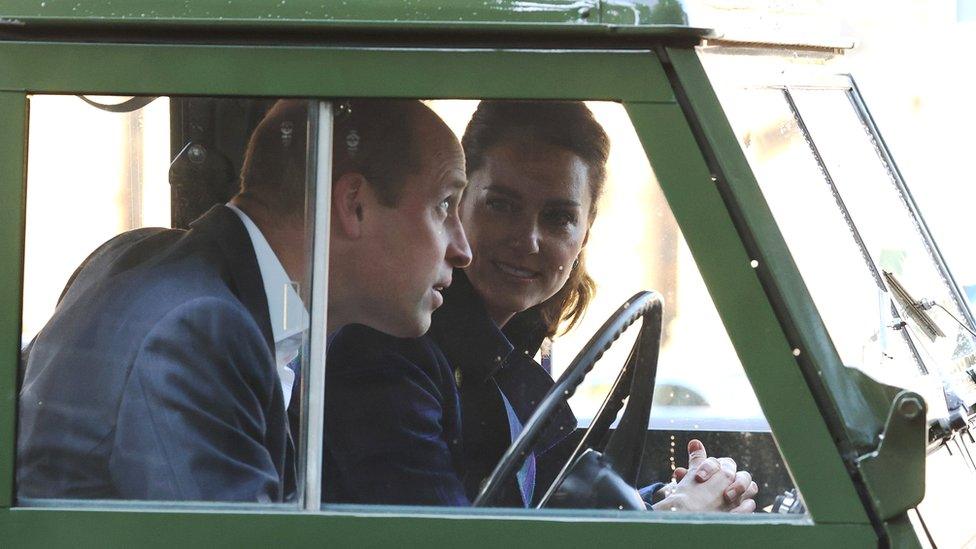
xmin=332 ymin=172 xmax=368 ymax=239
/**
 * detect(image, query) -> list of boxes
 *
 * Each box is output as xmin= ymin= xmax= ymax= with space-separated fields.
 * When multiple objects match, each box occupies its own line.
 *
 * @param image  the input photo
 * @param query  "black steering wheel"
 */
xmin=473 ymin=291 xmax=664 ymax=508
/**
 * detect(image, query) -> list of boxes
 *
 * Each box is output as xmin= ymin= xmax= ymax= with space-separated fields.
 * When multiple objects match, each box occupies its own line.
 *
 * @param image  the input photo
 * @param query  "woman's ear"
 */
xmin=332 ymin=172 xmax=368 ymax=239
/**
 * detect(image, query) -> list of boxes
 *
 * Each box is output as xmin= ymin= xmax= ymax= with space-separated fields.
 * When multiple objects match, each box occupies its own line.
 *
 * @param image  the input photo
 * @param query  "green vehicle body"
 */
xmin=0 ymin=1 xmax=931 ymax=546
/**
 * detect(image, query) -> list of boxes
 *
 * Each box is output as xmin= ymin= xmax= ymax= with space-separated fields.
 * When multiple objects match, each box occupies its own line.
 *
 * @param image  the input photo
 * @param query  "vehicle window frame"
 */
xmin=0 ymin=40 xmax=887 ymax=544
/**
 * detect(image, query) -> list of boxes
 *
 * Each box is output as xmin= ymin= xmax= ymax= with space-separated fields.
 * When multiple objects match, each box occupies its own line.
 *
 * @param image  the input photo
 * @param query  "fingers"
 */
xmin=718 ymin=457 xmax=736 ymax=474
xmin=686 ymin=439 xmax=707 ymax=470
xmin=672 ymin=467 xmax=688 ymax=483
xmin=744 ymin=481 xmax=759 ymax=501
xmin=694 ymin=457 xmax=739 ymax=482
xmin=723 ymin=470 xmax=752 ymax=503
xmin=730 ymin=498 xmax=757 ymax=514
xmin=695 ymin=457 xmax=721 ymax=482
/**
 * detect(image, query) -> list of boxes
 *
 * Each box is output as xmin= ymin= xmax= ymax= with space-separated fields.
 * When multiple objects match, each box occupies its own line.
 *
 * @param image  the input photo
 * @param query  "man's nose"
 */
xmin=447 ymin=217 xmax=472 ymax=268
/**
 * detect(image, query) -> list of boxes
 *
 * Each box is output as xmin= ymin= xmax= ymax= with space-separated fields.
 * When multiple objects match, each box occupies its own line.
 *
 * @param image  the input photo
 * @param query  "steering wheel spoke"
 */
xmin=603 ymin=303 xmax=663 ymax=484
xmin=473 ymin=291 xmax=664 ymax=509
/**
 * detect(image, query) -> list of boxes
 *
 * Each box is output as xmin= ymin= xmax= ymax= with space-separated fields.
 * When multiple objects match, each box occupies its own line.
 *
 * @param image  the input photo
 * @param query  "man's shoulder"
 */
xmin=38 ymin=215 xmax=261 ymax=357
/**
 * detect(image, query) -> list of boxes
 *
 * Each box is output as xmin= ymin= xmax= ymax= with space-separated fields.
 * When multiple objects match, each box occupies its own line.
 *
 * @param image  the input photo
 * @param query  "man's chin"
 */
xmin=384 ymin=316 xmax=431 ymax=339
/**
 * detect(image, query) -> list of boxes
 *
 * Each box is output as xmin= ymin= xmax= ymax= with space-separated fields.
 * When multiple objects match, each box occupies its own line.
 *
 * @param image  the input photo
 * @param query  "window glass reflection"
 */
xmin=18 ymin=96 xmax=314 ymax=506
xmin=322 ymin=100 xmax=802 ymax=517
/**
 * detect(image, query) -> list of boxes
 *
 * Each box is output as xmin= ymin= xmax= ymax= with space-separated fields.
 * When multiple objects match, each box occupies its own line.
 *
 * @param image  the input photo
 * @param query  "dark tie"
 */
xmin=287 ymin=355 xmax=302 ymax=408
xmin=286 ymin=355 xmax=302 ymax=444
xmin=499 ymin=390 xmax=536 ymax=507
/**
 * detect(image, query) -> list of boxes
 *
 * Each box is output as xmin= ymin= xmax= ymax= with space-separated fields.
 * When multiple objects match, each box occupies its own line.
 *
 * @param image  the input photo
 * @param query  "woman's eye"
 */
xmin=544 ymin=210 xmax=577 ymax=228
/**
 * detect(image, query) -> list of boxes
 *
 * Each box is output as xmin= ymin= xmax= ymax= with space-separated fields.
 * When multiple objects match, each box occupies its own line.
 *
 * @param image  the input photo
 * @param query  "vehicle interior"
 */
xmin=3 ymin=2 xmax=976 ymax=548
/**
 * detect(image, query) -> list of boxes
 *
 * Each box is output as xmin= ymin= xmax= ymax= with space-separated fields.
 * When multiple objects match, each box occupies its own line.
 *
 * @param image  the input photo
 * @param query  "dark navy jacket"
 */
xmin=429 ymin=271 xmax=578 ymax=506
xmin=17 ymin=206 xmax=295 ymax=502
xmin=323 ymin=326 xmax=468 ymax=505
xmin=323 ymin=270 xmax=576 ymax=507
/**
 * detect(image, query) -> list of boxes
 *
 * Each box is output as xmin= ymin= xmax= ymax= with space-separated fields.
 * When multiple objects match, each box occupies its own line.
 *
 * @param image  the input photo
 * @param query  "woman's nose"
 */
xmin=508 ymin=219 xmax=540 ymax=254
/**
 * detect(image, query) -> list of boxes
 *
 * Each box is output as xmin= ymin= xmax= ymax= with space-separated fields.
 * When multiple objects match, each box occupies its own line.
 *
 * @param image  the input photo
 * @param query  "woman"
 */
xmin=325 ymin=101 xmax=757 ymax=512
xmin=426 ymin=100 xmax=606 ymax=507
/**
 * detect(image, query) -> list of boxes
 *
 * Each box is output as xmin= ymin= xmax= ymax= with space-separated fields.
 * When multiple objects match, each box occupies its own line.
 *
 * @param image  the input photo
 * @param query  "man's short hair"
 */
xmin=239 ymin=99 xmax=423 ymax=214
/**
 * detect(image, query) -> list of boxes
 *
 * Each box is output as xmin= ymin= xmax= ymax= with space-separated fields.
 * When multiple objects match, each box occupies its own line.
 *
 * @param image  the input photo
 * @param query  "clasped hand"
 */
xmin=650 ymin=439 xmax=758 ymax=513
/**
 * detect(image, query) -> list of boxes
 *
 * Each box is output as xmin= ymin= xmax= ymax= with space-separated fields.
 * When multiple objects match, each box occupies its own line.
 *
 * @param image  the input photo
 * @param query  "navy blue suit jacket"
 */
xmin=17 ymin=205 xmax=295 ymax=502
xmin=323 ymin=271 xmax=576 ymax=507
xmin=324 ymin=325 xmax=468 ymax=505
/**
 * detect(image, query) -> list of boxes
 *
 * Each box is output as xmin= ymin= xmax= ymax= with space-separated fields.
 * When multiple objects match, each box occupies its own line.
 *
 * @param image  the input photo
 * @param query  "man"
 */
xmin=17 ymin=99 xmax=471 ymax=502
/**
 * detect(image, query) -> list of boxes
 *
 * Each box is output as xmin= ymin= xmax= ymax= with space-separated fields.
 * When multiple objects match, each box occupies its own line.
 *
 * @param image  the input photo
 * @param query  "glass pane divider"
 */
xmin=304 ymin=100 xmax=333 ymax=511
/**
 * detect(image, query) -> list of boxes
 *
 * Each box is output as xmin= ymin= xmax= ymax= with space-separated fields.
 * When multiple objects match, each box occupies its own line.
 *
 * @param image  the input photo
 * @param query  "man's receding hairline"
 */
xmin=405 ymin=102 xmax=463 ymax=176
xmin=333 ymin=101 xmax=455 ymax=208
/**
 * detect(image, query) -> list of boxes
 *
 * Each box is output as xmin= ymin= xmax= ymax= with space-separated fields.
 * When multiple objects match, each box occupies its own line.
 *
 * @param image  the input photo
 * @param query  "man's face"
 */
xmin=357 ymin=113 xmax=472 ymax=337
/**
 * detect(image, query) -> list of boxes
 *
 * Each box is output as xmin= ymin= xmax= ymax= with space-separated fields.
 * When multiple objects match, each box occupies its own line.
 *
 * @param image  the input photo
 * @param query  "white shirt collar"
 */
xmin=226 ymin=203 xmax=309 ymax=409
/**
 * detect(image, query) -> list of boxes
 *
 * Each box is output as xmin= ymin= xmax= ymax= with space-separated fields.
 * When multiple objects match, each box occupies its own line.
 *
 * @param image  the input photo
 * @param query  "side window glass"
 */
xmin=789 ymin=89 xmax=976 ymax=401
xmin=711 ymin=81 xmax=976 ymax=414
xmin=18 ymin=96 xmax=317 ymax=507
xmin=321 ymin=99 xmax=805 ymax=519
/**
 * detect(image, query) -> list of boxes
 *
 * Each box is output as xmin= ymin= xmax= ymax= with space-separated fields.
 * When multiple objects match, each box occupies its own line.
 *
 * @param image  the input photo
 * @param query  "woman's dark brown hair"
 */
xmin=462 ymin=100 xmax=610 ymax=337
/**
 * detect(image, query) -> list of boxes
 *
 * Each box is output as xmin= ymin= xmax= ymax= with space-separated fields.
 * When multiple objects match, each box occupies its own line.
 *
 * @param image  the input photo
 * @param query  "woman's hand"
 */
xmin=650 ymin=439 xmax=759 ymax=513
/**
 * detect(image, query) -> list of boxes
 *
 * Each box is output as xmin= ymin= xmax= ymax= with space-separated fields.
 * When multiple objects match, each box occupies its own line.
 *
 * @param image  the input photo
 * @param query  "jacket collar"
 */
xmin=190 ymin=205 xmax=275 ymax=355
xmin=502 ymin=305 xmax=550 ymax=366
xmin=430 ymin=270 xmax=551 ymax=385
xmin=430 ymin=270 xmax=512 ymax=386
xmin=225 ymin=203 xmax=309 ymax=347
xmin=431 ymin=270 xmax=577 ymax=451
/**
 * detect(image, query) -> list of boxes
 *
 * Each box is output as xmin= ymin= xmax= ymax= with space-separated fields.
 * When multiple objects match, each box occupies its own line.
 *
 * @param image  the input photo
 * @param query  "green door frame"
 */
xmin=0 ymin=38 xmax=913 ymax=547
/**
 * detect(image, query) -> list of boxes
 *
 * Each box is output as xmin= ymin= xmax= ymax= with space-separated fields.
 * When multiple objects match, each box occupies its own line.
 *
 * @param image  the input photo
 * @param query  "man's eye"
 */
xmin=437 ymin=198 xmax=451 ymax=215
xmin=485 ymin=197 xmax=514 ymax=214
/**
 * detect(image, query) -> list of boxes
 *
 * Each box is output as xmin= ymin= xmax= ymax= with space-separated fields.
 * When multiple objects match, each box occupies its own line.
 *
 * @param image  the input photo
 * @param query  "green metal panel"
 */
xmin=602 ymin=0 xmax=690 ymax=25
xmin=0 ymin=92 xmax=26 ymax=509
xmin=885 ymin=513 xmax=924 ymax=549
xmin=0 ymin=508 xmax=875 ymax=548
xmin=625 ymin=101 xmax=869 ymax=526
xmin=0 ymin=0 xmax=690 ymax=28
xmin=0 ymin=43 xmax=672 ymax=103
xmin=0 ymin=0 xmax=600 ymax=24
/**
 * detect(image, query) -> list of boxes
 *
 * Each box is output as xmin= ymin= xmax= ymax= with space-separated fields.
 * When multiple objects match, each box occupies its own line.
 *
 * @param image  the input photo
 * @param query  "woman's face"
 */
xmin=460 ymin=140 xmax=592 ymax=327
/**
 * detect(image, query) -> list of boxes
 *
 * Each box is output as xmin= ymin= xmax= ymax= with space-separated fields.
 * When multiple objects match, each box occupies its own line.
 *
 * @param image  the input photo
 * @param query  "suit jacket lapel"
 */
xmin=189 ymin=205 xmax=275 ymax=354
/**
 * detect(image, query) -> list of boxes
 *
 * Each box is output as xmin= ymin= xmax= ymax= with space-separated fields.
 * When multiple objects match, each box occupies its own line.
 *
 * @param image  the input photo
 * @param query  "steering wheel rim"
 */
xmin=472 ymin=290 xmax=664 ymax=507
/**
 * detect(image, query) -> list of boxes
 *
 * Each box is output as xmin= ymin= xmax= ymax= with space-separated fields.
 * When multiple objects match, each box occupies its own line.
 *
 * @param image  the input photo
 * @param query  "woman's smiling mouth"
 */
xmin=492 ymin=260 xmax=540 ymax=280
